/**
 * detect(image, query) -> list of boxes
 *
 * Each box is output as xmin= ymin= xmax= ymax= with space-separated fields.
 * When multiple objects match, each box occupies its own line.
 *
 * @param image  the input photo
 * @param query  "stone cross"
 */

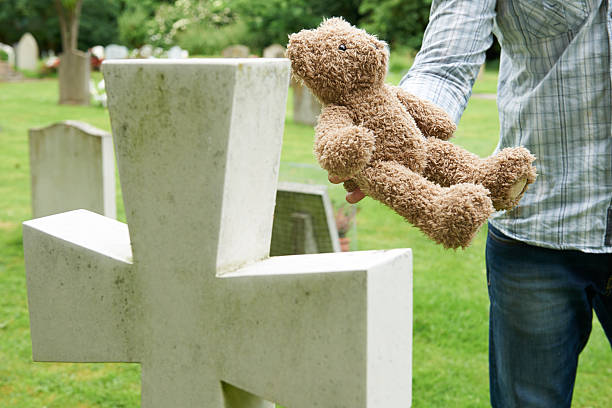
xmin=271 ymin=182 xmax=340 ymax=256
xmin=23 ymin=59 xmax=413 ymax=408
xmin=28 ymin=120 xmax=116 ymax=219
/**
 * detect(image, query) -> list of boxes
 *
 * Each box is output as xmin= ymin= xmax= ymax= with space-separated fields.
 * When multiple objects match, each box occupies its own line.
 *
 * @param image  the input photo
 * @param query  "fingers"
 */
xmin=328 ymin=174 xmax=346 ymax=184
xmin=328 ymin=174 xmax=365 ymax=203
xmin=346 ymin=188 xmax=365 ymax=204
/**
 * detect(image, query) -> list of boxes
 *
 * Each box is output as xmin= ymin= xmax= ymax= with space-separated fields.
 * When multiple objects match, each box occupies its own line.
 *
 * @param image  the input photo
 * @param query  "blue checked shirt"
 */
xmin=400 ymin=0 xmax=612 ymax=253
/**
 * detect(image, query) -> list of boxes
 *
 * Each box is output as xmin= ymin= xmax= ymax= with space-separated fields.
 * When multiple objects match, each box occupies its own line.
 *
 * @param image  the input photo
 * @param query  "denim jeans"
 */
xmin=485 ymin=224 xmax=612 ymax=408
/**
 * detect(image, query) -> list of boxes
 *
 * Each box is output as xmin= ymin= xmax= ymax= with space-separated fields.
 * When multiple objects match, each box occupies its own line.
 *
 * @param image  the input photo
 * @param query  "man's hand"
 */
xmin=328 ymin=174 xmax=365 ymax=204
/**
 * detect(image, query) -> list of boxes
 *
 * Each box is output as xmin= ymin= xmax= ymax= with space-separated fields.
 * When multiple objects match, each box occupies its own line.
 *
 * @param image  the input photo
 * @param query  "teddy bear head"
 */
xmin=286 ymin=17 xmax=389 ymax=105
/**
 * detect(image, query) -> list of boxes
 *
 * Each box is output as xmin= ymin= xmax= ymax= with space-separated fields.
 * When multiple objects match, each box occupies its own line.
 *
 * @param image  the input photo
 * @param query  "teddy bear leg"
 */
xmin=357 ymin=161 xmax=495 ymax=249
xmin=479 ymin=147 xmax=537 ymax=210
xmin=423 ymin=138 xmax=536 ymax=211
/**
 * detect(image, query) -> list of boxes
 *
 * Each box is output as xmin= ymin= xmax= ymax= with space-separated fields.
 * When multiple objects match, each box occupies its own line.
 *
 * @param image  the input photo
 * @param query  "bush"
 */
xmin=146 ymin=0 xmax=235 ymax=48
xmin=118 ymin=5 xmax=152 ymax=48
xmin=359 ymin=0 xmax=432 ymax=49
xmin=176 ymin=20 xmax=249 ymax=56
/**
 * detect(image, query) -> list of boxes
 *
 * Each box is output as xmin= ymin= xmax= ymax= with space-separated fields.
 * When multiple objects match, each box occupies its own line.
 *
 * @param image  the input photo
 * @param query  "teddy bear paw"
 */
xmin=432 ymin=184 xmax=495 ymax=249
xmin=481 ymin=147 xmax=536 ymax=211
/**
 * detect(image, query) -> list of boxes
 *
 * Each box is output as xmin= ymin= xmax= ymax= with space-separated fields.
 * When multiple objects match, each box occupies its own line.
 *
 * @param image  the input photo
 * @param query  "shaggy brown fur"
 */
xmin=286 ymin=17 xmax=537 ymax=249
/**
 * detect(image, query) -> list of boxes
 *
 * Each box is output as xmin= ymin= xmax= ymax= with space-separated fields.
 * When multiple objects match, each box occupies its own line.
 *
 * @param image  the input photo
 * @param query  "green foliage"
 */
xmin=77 ymin=0 xmax=122 ymax=50
xmin=360 ymin=0 xmax=432 ymax=49
xmin=118 ymin=5 xmax=152 ymax=48
xmin=146 ymin=0 xmax=235 ymax=48
xmin=230 ymin=0 xmax=365 ymax=52
xmin=0 ymin=49 xmax=7 ymax=61
xmin=176 ymin=19 xmax=249 ymax=55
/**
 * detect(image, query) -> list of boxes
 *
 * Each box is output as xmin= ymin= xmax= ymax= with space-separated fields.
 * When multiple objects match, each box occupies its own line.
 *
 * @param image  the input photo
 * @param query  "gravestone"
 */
xmin=222 ymin=45 xmax=250 ymax=58
xmin=167 ymin=45 xmax=188 ymax=59
xmin=0 ymin=43 xmax=15 ymax=66
xmin=28 ymin=121 xmax=116 ymax=219
xmin=23 ymin=59 xmax=413 ymax=408
xmin=263 ymin=44 xmax=285 ymax=58
xmin=271 ymin=182 xmax=340 ymax=256
xmin=105 ymin=44 xmax=129 ymax=60
xmin=16 ymin=32 xmax=38 ymax=71
xmin=90 ymin=45 xmax=105 ymax=60
xmin=139 ymin=44 xmax=154 ymax=58
xmin=59 ymin=49 xmax=91 ymax=105
xmin=292 ymin=78 xmax=322 ymax=126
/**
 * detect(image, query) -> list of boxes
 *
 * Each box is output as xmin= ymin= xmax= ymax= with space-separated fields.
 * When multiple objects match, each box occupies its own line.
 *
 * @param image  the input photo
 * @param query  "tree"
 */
xmin=54 ymin=0 xmax=89 ymax=105
xmin=54 ymin=0 xmax=83 ymax=52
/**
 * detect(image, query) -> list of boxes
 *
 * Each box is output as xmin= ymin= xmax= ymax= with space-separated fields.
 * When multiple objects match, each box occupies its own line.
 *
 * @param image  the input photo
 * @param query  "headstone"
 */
xmin=58 ymin=49 xmax=91 ymax=105
xmin=23 ymin=59 xmax=413 ymax=408
xmin=263 ymin=44 xmax=285 ymax=59
xmin=167 ymin=45 xmax=188 ymax=59
xmin=271 ymin=182 xmax=340 ymax=256
xmin=28 ymin=121 xmax=116 ymax=219
xmin=292 ymin=77 xmax=322 ymax=126
xmin=104 ymin=44 xmax=129 ymax=60
xmin=16 ymin=32 xmax=39 ymax=71
xmin=222 ymin=44 xmax=250 ymax=58
xmin=90 ymin=45 xmax=105 ymax=60
xmin=139 ymin=44 xmax=154 ymax=58
xmin=0 ymin=43 xmax=15 ymax=66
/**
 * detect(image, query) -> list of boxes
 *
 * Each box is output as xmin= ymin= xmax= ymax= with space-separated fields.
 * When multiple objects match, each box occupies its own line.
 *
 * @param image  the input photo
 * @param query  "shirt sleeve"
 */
xmin=399 ymin=0 xmax=497 ymax=123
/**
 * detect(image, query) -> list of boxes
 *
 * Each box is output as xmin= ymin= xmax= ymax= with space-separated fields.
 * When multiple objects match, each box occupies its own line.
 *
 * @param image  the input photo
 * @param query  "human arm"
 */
xmin=400 ymin=0 xmax=496 ymax=124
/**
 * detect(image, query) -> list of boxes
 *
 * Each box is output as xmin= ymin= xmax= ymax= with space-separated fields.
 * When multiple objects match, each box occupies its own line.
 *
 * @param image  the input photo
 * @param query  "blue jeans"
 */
xmin=486 ymin=224 xmax=612 ymax=408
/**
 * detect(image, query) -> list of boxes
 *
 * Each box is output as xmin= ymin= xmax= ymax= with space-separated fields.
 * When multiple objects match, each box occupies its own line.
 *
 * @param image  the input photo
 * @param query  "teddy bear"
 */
xmin=286 ymin=17 xmax=537 ymax=249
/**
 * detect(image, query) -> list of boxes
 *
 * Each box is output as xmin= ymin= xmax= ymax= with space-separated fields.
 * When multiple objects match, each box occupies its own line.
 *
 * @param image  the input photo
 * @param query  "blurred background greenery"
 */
xmin=0 ymin=0 xmax=500 ymax=60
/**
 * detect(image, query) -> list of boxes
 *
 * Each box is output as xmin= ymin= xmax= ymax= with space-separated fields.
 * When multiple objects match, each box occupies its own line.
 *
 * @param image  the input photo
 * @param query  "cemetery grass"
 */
xmin=1 ymin=72 xmax=610 ymax=408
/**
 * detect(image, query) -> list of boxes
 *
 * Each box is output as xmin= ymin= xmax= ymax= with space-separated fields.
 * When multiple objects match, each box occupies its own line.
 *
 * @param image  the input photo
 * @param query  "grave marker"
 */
xmin=222 ymin=45 xmax=250 ymax=58
xmin=16 ymin=32 xmax=38 ymax=71
xmin=105 ymin=44 xmax=129 ymax=60
xmin=263 ymin=44 xmax=285 ymax=58
xmin=23 ymin=59 xmax=413 ymax=408
xmin=28 ymin=121 xmax=116 ymax=219
xmin=292 ymin=78 xmax=322 ymax=126
xmin=271 ymin=182 xmax=340 ymax=255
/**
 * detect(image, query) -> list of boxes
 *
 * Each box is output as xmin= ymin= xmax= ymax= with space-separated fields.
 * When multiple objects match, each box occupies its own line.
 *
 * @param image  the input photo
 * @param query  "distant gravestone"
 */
xmin=167 ymin=46 xmax=188 ymax=59
xmin=263 ymin=44 xmax=285 ymax=58
xmin=271 ymin=182 xmax=340 ymax=256
xmin=90 ymin=45 xmax=105 ymax=60
xmin=139 ymin=44 xmax=154 ymax=58
xmin=28 ymin=121 xmax=116 ymax=219
xmin=58 ymin=49 xmax=91 ymax=105
xmin=222 ymin=45 xmax=250 ymax=58
xmin=104 ymin=44 xmax=129 ymax=60
xmin=292 ymin=78 xmax=322 ymax=126
xmin=16 ymin=32 xmax=38 ymax=71
xmin=0 ymin=43 xmax=15 ymax=66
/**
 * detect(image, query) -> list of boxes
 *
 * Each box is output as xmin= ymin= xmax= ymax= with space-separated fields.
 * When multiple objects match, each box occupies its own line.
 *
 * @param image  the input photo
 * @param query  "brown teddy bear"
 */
xmin=286 ymin=17 xmax=536 ymax=249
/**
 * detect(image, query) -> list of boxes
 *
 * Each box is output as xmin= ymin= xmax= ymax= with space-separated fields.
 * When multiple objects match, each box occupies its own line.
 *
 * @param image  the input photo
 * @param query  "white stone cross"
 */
xmin=23 ymin=59 xmax=413 ymax=408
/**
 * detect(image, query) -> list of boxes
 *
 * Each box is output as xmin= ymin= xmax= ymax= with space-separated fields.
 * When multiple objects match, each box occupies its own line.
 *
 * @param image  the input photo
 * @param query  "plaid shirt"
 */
xmin=400 ymin=0 xmax=612 ymax=253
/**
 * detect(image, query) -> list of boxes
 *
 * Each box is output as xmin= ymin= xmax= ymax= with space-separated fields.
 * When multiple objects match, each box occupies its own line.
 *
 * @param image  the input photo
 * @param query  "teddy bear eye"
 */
xmin=338 ymin=44 xmax=347 ymax=51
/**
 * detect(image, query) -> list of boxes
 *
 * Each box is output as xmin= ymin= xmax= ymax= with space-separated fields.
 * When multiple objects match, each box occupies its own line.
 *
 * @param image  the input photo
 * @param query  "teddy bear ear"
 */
xmin=319 ymin=16 xmax=352 ymax=29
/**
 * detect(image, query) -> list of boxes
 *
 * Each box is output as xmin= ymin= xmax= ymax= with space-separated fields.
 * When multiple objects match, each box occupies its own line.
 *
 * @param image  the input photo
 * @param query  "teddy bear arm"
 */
xmin=393 ymin=86 xmax=456 ymax=140
xmin=314 ymin=105 xmax=376 ymax=179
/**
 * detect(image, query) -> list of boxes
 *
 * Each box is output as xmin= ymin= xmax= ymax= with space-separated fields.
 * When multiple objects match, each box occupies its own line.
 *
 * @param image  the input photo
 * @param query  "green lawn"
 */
xmin=1 ymin=69 xmax=610 ymax=407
